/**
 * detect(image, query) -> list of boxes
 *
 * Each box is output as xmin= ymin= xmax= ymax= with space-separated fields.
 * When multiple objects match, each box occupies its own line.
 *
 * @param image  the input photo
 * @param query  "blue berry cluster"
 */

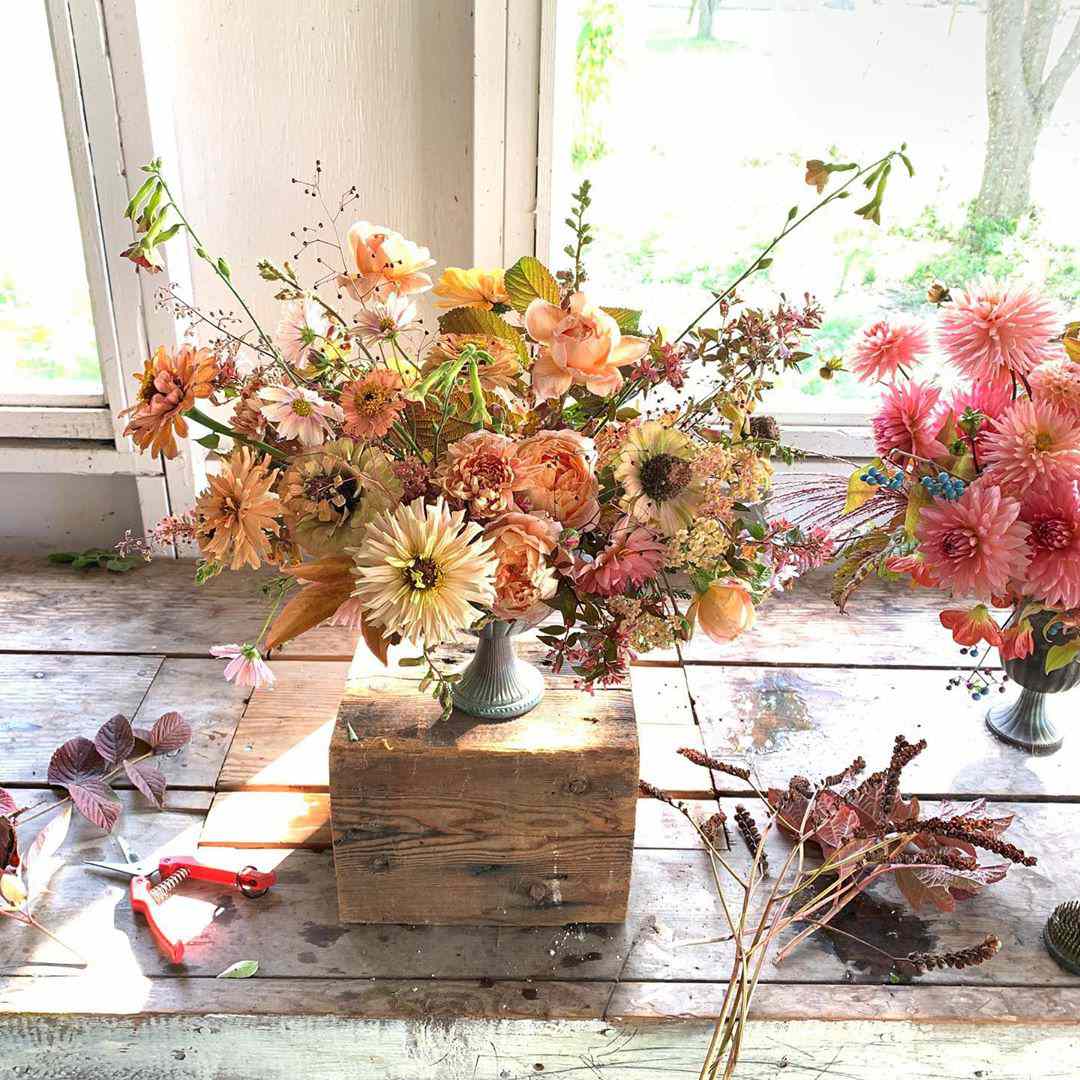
xmin=860 ymin=466 xmax=903 ymax=491
xmin=920 ymin=471 xmax=965 ymax=500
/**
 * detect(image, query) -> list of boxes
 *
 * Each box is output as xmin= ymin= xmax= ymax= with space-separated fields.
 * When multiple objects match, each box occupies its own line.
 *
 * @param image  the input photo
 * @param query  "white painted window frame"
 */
xmin=494 ymin=0 xmax=874 ymax=460
xmin=0 ymin=0 xmax=197 ymax=546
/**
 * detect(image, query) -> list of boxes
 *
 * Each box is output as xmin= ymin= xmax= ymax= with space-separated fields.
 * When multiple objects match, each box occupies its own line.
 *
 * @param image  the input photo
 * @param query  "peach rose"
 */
xmin=435 ymin=431 xmax=522 ymax=520
xmin=485 ymin=511 xmax=560 ymax=620
xmin=690 ymin=580 xmax=756 ymax=644
xmin=339 ymin=221 xmax=435 ymax=302
xmin=524 ymin=292 xmax=649 ymax=402
xmin=513 ymin=429 xmax=600 ymax=530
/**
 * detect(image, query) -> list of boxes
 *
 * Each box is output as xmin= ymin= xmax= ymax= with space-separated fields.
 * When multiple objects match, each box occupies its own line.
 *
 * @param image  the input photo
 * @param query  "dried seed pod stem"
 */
xmin=734 ymin=804 xmax=769 ymax=875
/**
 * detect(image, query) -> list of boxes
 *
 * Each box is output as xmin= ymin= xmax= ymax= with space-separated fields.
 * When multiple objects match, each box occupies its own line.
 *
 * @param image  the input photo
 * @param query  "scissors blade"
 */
xmin=83 ymin=858 xmax=153 ymax=878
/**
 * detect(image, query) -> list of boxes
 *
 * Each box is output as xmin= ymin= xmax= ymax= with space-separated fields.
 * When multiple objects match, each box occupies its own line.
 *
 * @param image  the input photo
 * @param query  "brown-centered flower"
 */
xmin=340 ymin=369 xmax=406 ymax=440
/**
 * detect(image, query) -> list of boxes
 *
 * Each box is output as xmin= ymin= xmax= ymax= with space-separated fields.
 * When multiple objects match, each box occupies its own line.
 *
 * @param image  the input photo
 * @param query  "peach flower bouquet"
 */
xmin=115 ymin=154 xmax=907 ymax=710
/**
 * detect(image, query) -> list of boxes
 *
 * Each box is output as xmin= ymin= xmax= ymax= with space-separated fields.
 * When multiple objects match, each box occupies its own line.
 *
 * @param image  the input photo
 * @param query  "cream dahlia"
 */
xmin=916 ymin=481 xmax=1030 ymax=599
xmin=1020 ymin=479 xmax=1080 ymax=610
xmin=939 ymin=280 xmax=1057 ymax=387
xmin=871 ymin=381 xmax=947 ymax=462
xmin=850 ymin=319 xmax=930 ymax=382
xmin=615 ymin=421 xmax=705 ymax=536
xmin=982 ymin=399 xmax=1080 ymax=494
xmin=349 ymin=497 xmax=497 ymax=644
xmin=1030 ymin=357 xmax=1080 ymax=418
xmin=260 ymin=385 xmax=343 ymax=446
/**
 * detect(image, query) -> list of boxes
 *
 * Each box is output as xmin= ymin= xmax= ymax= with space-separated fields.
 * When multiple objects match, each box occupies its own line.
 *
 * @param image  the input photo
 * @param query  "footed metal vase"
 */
xmin=986 ymin=612 xmax=1080 ymax=755
xmin=452 ymin=619 xmax=544 ymax=720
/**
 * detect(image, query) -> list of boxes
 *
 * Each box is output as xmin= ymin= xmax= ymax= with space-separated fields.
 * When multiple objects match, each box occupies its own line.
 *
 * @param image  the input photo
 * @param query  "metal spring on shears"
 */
xmin=149 ymin=866 xmax=190 ymax=904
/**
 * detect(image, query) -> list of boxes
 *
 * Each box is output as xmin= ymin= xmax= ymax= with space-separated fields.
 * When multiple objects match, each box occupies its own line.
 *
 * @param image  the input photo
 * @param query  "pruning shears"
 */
xmin=84 ymin=854 xmax=276 ymax=964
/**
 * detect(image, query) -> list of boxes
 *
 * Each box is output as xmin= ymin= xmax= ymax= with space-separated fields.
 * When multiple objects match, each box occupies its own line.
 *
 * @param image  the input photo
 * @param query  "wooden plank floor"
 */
xmin=2 ymin=555 xmax=1079 ymax=1079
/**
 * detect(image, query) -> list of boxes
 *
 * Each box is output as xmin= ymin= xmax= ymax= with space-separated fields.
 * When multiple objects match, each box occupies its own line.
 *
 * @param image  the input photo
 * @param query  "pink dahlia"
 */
xmin=939 ymin=280 xmax=1057 ymax=387
xmin=982 ymin=399 xmax=1080 ymax=494
xmin=1030 ymin=357 xmax=1080 ymax=419
xmin=1019 ymin=478 xmax=1080 ymax=609
xmin=850 ymin=319 xmax=930 ymax=382
xmin=916 ymin=481 xmax=1029 ymax=599
xmin=947 ymin=379 xmax=1014 ymax=456
xmin=871 ymin=381 xmax=948 ymax=462
xmin=576 ymin=518 xmax=667 ymax=597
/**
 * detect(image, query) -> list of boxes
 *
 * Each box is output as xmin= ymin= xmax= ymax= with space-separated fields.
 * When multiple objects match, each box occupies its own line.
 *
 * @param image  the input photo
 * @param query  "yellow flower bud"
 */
xmin=1 ymin=872 xmax=27 ymax=908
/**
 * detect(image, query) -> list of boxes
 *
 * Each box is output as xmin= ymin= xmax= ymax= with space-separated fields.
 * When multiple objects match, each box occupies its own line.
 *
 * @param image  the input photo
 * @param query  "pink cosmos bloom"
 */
xmin=1019 ymin=478 xmax=1080 ymax=609
xmin=916 ymin=481 xmax=1030 ymax=599
xmin=999 ymin=620 xmax=1035 ymax=661
xmin=871 ymin=381 xmax=948 ymax=462
xmin=210 ymin=643 xmax=276 ymax=690
xmin=850 ymin=319 xmax=930 ymax=382
xmin=939 ymin=280 xmax=1057 ymax=388
xmin=939 ymin=605 xmax=1002 ymax=647
xmin=947 ymin=379 xmax=1014 ymax=455
xmin=576 ymin=518 xmax=667 ymax=597
xmin=982 ymin=399 xmax=1080 ymax=495
xmin=1030 ymin=357 xmax=1080 ymax=419
xmin=273 ymin=299 xmax=333 ymax=367
xmin=352 ymin=292 xmax=421 ymax=346
xmin=260 ymin=384 xmax=343 ymax=447
xmin=524 ymin=292 xmax=649 ymax=402
xmin=338 ymin=221 xmax=434 ymax=302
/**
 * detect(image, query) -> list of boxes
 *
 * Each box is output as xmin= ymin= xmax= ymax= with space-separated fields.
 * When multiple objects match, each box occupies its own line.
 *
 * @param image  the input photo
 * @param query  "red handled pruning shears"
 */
xmin=84 ymin=854 xmax=276 ymax=964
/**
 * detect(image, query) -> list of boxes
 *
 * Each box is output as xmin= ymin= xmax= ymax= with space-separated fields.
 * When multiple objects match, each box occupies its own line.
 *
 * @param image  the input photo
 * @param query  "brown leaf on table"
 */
xmin=0 ymin=818 xmax=17 ymax=871
xmin=124 ymin=760 xmax=168 ymax=808
xmin=135 ymin=711 xmax=192 ymax=755
xmin=68 ymin=779 xmax=121 ymax=833
xmin=93 ymin=714 xmax=135 ymax=765
xmin=47 ymin=737 xmax=106 ymax=789
xmin=894 ymin=858 xmax=1009 ymax=913
xmin=0 ymin=789 xmax=16 ymax=816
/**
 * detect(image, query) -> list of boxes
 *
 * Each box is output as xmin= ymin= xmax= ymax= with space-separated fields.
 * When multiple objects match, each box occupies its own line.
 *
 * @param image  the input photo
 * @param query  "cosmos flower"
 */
xmin=850 ymin=319 xmax=930 ymax=382
xmin=871 ymin=381 xmax=948 ymax=462
xmin=260 ymin=384 xmax=343 ymax=446
xmin=939 ymin=280 xmax=1057 ymax=387
xmin=615 ymin=422 xmax=705 ymax=536
xmin=210 ymin=643 xmax=276 ymax=690
xmin=339 ymin=370 xmax=406 ymax=439
xmin=338 ymin=221 xmax=435 ymax=302
xmin=349 ymin=497 xmax=497 ymax=644
xmin=982 ymin=399 xmax=1080 ymax=494
xmin=352 ymin=292 xmax=421 ymax=345
xmin=1019 ymin=478 xmax=1080 ymax=610
xmin=194 ymin=448 xmax=282 ymax=570
xmin=433 ymin=267 xmax=509 ymax=310
xmin=273 ymin=299 xmax=334 ymax=367
xmin=939 ymin=605 xmax=1003 ymax=647
xmin=916 ymin=481 xmax=1029 ymax=599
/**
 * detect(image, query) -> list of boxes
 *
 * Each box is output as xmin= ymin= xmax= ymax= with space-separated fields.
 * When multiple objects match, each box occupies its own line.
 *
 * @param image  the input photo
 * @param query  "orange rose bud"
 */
xmin=690 ymin=580 xmax=756 ymax=644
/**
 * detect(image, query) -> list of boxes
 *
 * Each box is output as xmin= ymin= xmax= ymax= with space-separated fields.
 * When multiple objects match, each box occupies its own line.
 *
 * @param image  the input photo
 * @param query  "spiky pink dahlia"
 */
xmin=1020 ymin=479 xmax=1080 ymax=609
xmin=916 ymin=481 xmax=1029 ymax=599
xmin=947 ymin=379 xmax=1014 ymax=455
xmin=939 ymin=280 xmax=1057 ymax=387
xmin=576 ymin=517 xmax=667 ymax=597
xmin=850 ymin=319 xmax=930 ymax=382
xmin=872 ymin=381 xmax=947 ymax=461
xmin=982 ymin=399 xmax=1080 ymax=494
xmin=1030 ymin=358 xmax=1080 ymax=419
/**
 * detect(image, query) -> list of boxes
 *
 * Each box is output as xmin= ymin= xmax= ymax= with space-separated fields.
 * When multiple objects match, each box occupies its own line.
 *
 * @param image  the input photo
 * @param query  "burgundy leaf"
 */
xmin=0 ymin=817 xmax=17 ymax=871
xmin=145 ymin=712 xmax=192 ymax=754
xmin=133 ymin=728 xmax=154 ymax=746
xmin=68 ymin=780 xmax=121 ymax=833
xmin=0 ymin=789 xmax=16 ymax=815
xmin=47 ymin=737 xmax=106 ymax=789
xmin=94 ymin=714 xmax=135 ymax=764
xmin=124 ymin=760 xmax=167 ymax=808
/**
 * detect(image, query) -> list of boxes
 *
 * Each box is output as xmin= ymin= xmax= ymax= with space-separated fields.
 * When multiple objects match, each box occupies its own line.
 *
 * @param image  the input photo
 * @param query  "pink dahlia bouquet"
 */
xmin=781 ymin=282 xmax=1080 ymax=685
xmin=115 ymin=152 xmax=908 ymax=705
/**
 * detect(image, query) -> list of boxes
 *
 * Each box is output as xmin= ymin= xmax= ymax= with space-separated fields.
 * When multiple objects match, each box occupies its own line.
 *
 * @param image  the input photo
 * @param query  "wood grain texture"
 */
xmin=330 ymin=677 xmax=638 ymax=925
xmin=688 ymin=664 xmax=1079 ymax=799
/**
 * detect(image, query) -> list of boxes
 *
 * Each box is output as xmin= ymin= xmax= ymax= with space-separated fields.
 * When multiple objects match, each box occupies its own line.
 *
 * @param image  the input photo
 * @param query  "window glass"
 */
xmin=554 ymin=2 xmax=1079 ymax=418
xmin=1 ymin=5 xmax=102 ymax=398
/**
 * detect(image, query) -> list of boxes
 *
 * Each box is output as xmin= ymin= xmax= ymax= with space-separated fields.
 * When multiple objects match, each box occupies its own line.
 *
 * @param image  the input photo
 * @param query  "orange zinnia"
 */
xmin=340 ymin=370 xmax=405 ymax=439
xmin=122 ymin=344 xmax=215 ymax=459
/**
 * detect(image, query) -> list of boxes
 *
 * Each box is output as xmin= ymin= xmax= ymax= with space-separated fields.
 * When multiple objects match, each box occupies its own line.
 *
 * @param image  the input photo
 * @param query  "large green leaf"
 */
xmin=601 ymin=306 xmax=643 ymax=334
xmin=503 ymin=256 xmax=560 ymax=313
xmin=437 ymin=306 xmax=529 ymax=366
xmin=1045 ymin=642 xmax=1080 ymax=674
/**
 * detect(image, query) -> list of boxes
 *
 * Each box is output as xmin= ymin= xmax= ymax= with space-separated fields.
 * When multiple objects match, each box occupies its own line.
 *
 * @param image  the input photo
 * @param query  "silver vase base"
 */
xmin=985 ymin=688 xmax=1063 ymax=755
xmin=452 ymin=660 xmax=544 ymax=720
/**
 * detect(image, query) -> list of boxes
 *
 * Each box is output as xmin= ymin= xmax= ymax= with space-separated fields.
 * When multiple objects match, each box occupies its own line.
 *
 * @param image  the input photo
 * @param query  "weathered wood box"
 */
xmin=328 ymin=672 xmax=638 ymax=925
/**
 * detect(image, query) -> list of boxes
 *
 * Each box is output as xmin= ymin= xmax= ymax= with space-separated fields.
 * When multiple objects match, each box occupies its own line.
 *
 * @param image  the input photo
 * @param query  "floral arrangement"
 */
xmin=115 ymin=152 xmax=908 ymax=706
xmin=644 ymin=735 xmax=1034 ymax=1078
xmin=780 ymin=285 xmax=1080 ymax=691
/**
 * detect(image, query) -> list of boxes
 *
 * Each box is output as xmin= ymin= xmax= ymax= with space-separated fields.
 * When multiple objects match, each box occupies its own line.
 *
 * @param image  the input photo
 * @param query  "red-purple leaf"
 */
xmin=94 ymin=714 xmax=135 ymax=764
xmin=47 ymin=737 xmax=106 ymax=789
xmin=145 ymin=712 xmax=192 ymax=754
xmin=0 ymin=789 xmax=16 ymax=816
xmin=68 ymin=780 xmax=121 ymax=833
xmin=124 ymin=760 xmax=167 ymax=808
xmin=0 ymin=818 xmax=17 ymax=870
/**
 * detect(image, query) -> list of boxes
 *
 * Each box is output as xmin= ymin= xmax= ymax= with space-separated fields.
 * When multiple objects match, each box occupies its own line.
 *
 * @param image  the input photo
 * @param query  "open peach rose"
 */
xmin=513 ymin=429 xmax=599 ymax=530
xmin=689 ymin=580 xmax=756 ymax=644
xmin=485 ymin=511 xmax=560 ymax=620
xmin=339 ymin=221 xmax=435 ymax=302
xmin=524 ymin=292 xmax=649 ymax=402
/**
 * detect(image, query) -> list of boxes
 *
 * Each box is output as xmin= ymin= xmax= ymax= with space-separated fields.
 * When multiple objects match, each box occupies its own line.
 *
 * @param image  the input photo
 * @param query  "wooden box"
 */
xmin=328 ymin=672 xmax=638 ymax=925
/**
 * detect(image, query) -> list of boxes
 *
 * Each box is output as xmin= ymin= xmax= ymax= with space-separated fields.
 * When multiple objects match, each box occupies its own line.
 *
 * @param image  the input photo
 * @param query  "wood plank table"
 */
xmin=2 ymin=556 xmax=1079 ymax=1078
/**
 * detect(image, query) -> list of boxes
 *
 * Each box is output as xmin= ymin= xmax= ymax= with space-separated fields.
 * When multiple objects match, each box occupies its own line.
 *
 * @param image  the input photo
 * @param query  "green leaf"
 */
xmin=1045 ymin=642 xmax=1080 ymax=674
xmin=217 ymin=256 xmax=231 ymax=280
xmin=48 ymin=552 xmax=78 ymax=564
xmin=398 ymin=656 xmax=425 ymax=668
xmin=437 ymin=306 xmax=529 ymax=366
xmin=503 ymin=256 xmax=560 ymax=314
xmin=104 ymin=557 xmax=141 ymax=573
xmin=123 ymin=175 xmax=157 ymax=219
xmin=196 ymin=433 xmax=221 ymax=450
xmin=601 ymin=307 xmax=642 ymax=334
xmin=217 ymin=960 xmax=259 ymax=979
xmin=156 ymin=223 xmax=182 ymax=244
